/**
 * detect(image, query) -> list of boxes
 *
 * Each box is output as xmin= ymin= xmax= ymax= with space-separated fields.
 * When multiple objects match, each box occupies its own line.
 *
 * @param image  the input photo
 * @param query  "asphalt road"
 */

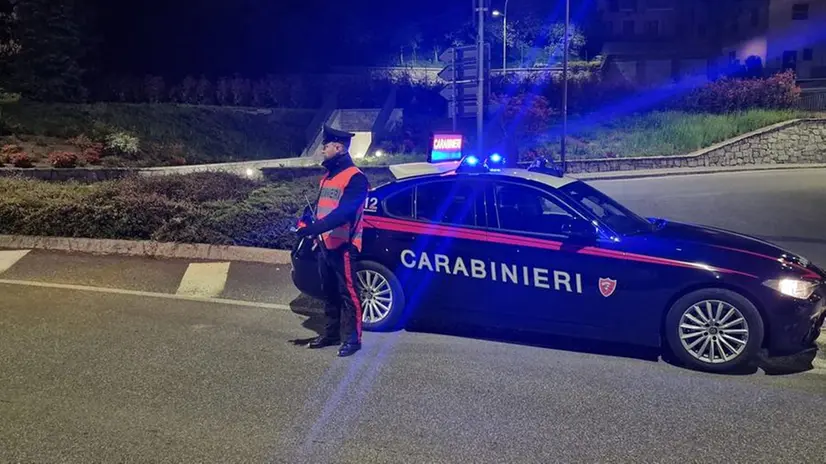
xmin=1 ymin=168 xmax=826 ymax=463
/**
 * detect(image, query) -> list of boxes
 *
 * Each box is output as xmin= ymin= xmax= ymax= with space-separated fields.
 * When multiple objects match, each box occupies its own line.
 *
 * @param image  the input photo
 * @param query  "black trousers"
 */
xmin=317 ymin=244 xmax=363 ymax=344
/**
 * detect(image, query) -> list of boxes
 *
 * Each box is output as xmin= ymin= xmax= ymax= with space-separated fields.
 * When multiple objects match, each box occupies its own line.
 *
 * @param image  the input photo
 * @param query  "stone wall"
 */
xmin=565 ymin=118 xmax=826 ymax=173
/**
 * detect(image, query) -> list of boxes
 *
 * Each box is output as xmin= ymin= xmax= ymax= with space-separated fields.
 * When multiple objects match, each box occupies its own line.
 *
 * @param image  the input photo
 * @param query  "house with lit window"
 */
xmin=597 ymin=0 xmax=826 ymax=86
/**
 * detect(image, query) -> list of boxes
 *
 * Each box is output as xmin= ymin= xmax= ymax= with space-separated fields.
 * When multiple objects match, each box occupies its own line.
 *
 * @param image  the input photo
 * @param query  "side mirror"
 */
xmin=562 ymin=219 xmax=597 ymax=241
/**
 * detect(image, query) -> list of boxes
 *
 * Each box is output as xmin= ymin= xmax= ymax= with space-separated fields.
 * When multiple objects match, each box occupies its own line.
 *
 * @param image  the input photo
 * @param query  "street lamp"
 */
xmin=491 ymin=0 xmax=509 ymax=72
xmin=561 ymin=0 xmax=569 ymax=173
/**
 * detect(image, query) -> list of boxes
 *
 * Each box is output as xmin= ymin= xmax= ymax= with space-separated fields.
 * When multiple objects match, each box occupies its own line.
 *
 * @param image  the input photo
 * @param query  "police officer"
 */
xmin=296 ymin=125 xmax=370 ymax=357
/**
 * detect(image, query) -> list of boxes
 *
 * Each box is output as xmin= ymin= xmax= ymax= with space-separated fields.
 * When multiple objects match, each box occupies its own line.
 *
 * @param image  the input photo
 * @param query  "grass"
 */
xmin=543 ymin=110 xmax=810 ymax=159
xmin=0 ymin=102 xmax=315 ymax=165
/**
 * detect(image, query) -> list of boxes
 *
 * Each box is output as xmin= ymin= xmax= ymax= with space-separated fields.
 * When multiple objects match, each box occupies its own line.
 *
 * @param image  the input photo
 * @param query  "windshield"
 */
xmin=558 ymin=181 xmax=654 ymax=236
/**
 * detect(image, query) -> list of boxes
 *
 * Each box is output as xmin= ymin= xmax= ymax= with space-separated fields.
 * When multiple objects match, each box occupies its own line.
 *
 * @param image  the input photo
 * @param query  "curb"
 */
xmin=0 ymin=235 xmax=293 ymax=264
xmin=572 ymin=164 xmax=826 ymax=181
xmin=818 ymin=331 xmax=826 ymax=361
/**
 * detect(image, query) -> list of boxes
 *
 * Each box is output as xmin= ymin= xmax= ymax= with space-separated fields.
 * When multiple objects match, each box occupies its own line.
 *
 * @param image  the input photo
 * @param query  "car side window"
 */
xmin=383 ymin=187 xmax=414 ymax=218
xmin=494 ymin=183 xmax=574 ymax=235
xmin=416 ymin=181 xmax=480 ymax=226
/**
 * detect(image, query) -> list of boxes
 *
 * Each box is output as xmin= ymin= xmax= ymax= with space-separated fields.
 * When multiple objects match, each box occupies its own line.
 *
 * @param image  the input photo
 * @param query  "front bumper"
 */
xmin=764 ymin=285 xmax=826 ymax=357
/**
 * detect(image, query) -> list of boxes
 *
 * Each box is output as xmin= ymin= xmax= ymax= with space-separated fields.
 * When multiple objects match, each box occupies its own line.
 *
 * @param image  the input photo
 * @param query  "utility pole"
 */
xmin=503 ymin=0 xmax=509 ymax=72
xmin=452 ymin=51 xmax=457 ymax=131
xmin=561 ymin=0 xmax=569 ymax=173
xmin=476 ymin=0 xmax=485 ymax=156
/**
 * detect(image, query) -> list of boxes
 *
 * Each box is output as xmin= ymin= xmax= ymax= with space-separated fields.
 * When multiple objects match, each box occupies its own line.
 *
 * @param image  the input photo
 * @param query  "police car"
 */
xmin=291 ymin=153 xmax=826 ymax=373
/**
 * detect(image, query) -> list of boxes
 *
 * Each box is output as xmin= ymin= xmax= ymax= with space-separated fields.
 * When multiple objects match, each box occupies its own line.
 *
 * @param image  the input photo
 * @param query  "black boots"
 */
xmin=307 ymin=335 xmax=361 ymax=357
xmin=337 ymin=342 xmax=361 ymax=357
xmin=307 ymin=335 xmax=340 ymax=349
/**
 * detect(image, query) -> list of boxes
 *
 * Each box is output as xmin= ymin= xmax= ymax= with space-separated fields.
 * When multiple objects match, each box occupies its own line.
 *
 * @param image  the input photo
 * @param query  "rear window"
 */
xmin=383 ymin=188 xmax=414 ymax=218
xmin=415 ymin=181 xmax=479 ymax=226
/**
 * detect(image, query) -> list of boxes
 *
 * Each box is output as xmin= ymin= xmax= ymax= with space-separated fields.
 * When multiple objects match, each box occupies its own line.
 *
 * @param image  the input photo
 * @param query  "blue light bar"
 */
xmin=455 ymin=154 xmax=489 ymax=173
xmin=489 ymin=153 xmax=502 ymax=163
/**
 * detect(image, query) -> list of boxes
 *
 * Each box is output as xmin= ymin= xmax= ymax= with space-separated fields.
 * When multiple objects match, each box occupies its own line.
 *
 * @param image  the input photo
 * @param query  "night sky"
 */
xmin=88 ymin=0 xmax=594 ymax=78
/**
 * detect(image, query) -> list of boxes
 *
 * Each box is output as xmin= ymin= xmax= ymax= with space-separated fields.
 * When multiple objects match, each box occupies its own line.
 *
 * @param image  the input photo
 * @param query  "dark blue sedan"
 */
xmin=291 ymin=155 xmax=826 ymax=373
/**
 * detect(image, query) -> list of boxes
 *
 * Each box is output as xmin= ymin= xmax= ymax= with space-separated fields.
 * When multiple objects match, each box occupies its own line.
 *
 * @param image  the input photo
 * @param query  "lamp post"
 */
xmin=492 ymin=0 xmax=509 ymax=72
xmin=561 ymin=0 xmax=569 ymax=173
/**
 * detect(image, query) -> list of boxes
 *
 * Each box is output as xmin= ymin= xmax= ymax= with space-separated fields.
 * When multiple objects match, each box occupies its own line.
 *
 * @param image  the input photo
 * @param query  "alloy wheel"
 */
xmin=678 ymin=300 xmax=750 ymax=364
xmin=357 ymin=269 xmax=393 ymax=323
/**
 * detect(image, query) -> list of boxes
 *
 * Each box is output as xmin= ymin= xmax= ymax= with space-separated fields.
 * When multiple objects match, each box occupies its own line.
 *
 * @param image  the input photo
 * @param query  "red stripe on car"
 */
xmin=364 ymin=216 xmax=757 ymax=278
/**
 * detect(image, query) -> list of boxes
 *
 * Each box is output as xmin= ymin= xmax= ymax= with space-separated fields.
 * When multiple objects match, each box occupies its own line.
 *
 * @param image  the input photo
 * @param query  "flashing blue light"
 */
xmin=465 ymin=155 xmax=479 ymax=166
xmin=489 ymin=153 xmax=502 ymax=163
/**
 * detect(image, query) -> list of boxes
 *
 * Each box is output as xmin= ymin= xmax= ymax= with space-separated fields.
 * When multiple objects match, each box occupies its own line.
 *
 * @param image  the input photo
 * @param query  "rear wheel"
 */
xmin=665 ymin=288 xmax=764 ymax=373
xmin=354 ymin=260 xmax=406 ymax=332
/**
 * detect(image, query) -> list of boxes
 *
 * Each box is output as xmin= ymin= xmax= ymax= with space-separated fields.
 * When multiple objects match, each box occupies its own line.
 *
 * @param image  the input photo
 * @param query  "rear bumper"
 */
xmin=764 ymin=286 xmax=826 ymax=357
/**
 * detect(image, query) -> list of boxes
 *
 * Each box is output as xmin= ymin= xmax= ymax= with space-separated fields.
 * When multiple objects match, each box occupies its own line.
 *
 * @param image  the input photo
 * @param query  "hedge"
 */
xmin=0 ymin=171 xmax=396 ymax=250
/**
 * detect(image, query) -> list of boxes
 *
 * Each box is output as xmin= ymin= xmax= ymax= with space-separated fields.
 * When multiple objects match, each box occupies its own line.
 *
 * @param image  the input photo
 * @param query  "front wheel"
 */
xmin=664 ymin=288 xmax=764 ymax=373
xmin=354 ymin=260 xmax=407 ymax=332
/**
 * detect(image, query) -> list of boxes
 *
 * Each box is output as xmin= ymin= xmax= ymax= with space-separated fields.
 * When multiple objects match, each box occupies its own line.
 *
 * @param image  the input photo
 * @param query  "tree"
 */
xmin=0 ymin=0 xmax=18 ymax=91
xmin=5 ymin=0 xmax=89 ymax=102
xmin=444 ymin=17 xmax=587 ymax=68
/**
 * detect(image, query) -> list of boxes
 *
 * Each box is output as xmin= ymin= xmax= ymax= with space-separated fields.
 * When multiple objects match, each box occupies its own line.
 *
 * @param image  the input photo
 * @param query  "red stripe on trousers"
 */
xmin=343 ymin=251 xmax=363 ymax=341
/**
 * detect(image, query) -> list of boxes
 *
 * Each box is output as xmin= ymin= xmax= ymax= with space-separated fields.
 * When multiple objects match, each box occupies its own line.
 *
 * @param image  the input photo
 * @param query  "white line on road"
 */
xmin=0 ymin=249 xmax=31 ymax=274
xmin=176 ymin=262 xmax=231 ymax=298
xmin=0 ymin=278 xmax=293 ymax=311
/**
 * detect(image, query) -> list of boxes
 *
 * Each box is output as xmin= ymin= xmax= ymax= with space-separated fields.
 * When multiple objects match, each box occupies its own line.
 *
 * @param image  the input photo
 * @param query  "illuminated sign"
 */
xmin=429 ymin=133 xmax=463 ymax=162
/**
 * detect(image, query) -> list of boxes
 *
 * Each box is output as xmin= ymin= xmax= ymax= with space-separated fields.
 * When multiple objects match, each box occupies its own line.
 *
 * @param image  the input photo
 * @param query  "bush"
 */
xmin=82 ymin=143 xmax=104 ymax=165
xmin=0 ymin=144 xmax=22 ymax=165
xmin=48 ymin=151 xmax=78 ymax=168
xmin=2 ymin=144 xmax=23 ymax=156
xmin=105 ymin=131 xmax=140 ymax=156
xmin=10 ymin=153 xmax=33 ymax=168
xmin=675 ymin=70 xmax=801 ymax=113
xmin=0 ymin=170 xmax=398 ymax=250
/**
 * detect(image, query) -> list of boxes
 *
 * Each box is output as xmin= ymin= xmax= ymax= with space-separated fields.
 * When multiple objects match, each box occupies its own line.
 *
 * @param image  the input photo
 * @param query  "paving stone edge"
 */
xmin=0 ymin=235 xmax=293 ymax=264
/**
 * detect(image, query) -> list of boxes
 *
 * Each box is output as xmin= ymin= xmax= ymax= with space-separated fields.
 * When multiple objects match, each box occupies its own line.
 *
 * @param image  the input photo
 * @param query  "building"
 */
xmin=598 ymin=0 xmax=826 ymax=86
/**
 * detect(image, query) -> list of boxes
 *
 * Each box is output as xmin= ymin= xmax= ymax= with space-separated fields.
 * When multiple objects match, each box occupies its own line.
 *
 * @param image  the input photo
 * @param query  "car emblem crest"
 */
xmin=599 ymin=278 xmax=617 ymax=297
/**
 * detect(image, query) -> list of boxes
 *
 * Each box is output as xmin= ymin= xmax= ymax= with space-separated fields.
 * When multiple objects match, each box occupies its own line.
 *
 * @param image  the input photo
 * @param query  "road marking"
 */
xmin=176 ymin=262 xmax=231 ymax=298
xmin=0 ymin=278 xmax=293 ymax=311
xmin=0 ymin=249 xmax=31 ymax=274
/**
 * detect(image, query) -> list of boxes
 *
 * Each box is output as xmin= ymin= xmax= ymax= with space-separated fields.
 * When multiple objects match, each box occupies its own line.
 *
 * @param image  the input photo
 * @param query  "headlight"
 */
xmin=763 ymin=278 xmax=819 ymax=300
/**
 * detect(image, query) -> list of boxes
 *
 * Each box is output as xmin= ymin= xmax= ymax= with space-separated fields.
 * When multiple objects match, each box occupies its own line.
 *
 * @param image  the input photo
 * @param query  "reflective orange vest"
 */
xmin=316 ymin=166 xmax=365 ymax=251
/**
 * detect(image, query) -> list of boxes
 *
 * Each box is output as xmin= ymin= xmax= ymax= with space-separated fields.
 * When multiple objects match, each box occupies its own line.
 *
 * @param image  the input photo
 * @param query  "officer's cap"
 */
xmin=322 ymin=125 xmax=355 ymax=146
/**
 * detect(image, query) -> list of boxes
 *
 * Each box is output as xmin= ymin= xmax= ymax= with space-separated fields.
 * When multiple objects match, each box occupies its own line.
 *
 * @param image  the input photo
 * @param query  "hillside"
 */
xmin=0 ymin=102 xmax=315 ymax=167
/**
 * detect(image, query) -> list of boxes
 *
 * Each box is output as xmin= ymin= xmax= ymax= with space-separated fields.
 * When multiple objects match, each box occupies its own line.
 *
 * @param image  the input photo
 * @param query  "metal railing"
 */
xmin=798 ymin=91 xmax=826 ymax=111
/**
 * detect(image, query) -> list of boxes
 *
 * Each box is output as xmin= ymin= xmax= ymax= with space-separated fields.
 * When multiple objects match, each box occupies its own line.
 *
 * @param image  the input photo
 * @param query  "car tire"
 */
xmin=664 ymin=288 xmax=764 ymax=373
xmin=353 ymin=260 xmax=407 ymax=332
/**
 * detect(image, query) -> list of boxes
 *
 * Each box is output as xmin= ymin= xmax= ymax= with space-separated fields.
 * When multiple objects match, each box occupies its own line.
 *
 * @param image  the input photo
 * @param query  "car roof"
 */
xmin=382 ymin=162 xmax=579 ymax=191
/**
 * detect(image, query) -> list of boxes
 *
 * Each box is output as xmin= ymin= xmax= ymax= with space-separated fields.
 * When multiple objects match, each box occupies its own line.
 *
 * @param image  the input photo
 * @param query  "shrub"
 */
xmin=111 ymin=171 xmax=264 ymax=203
xmin=67 ymin=134 xmax=95 ymax=150
xmin=0 ymin=171 xmax=404 ymax=249
xmin=675 ymin=70 xmax=801 ymax=113
xmin=48 ymin=151 xmax=78 ymax=168
xmin=2 ymin=144 xmax=24 ymax=155
xmin=492 ymin=92 xmax=555 ymax=138
xmin=0 ymin=144 xmax=22 ymax=164
xmin=10 ymin=153 xmax=33 ymax=168
xmin=105 ymin=132 xmax=140 ymax=156
xmin=82 ymin=143 xmax=104 ymax=165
